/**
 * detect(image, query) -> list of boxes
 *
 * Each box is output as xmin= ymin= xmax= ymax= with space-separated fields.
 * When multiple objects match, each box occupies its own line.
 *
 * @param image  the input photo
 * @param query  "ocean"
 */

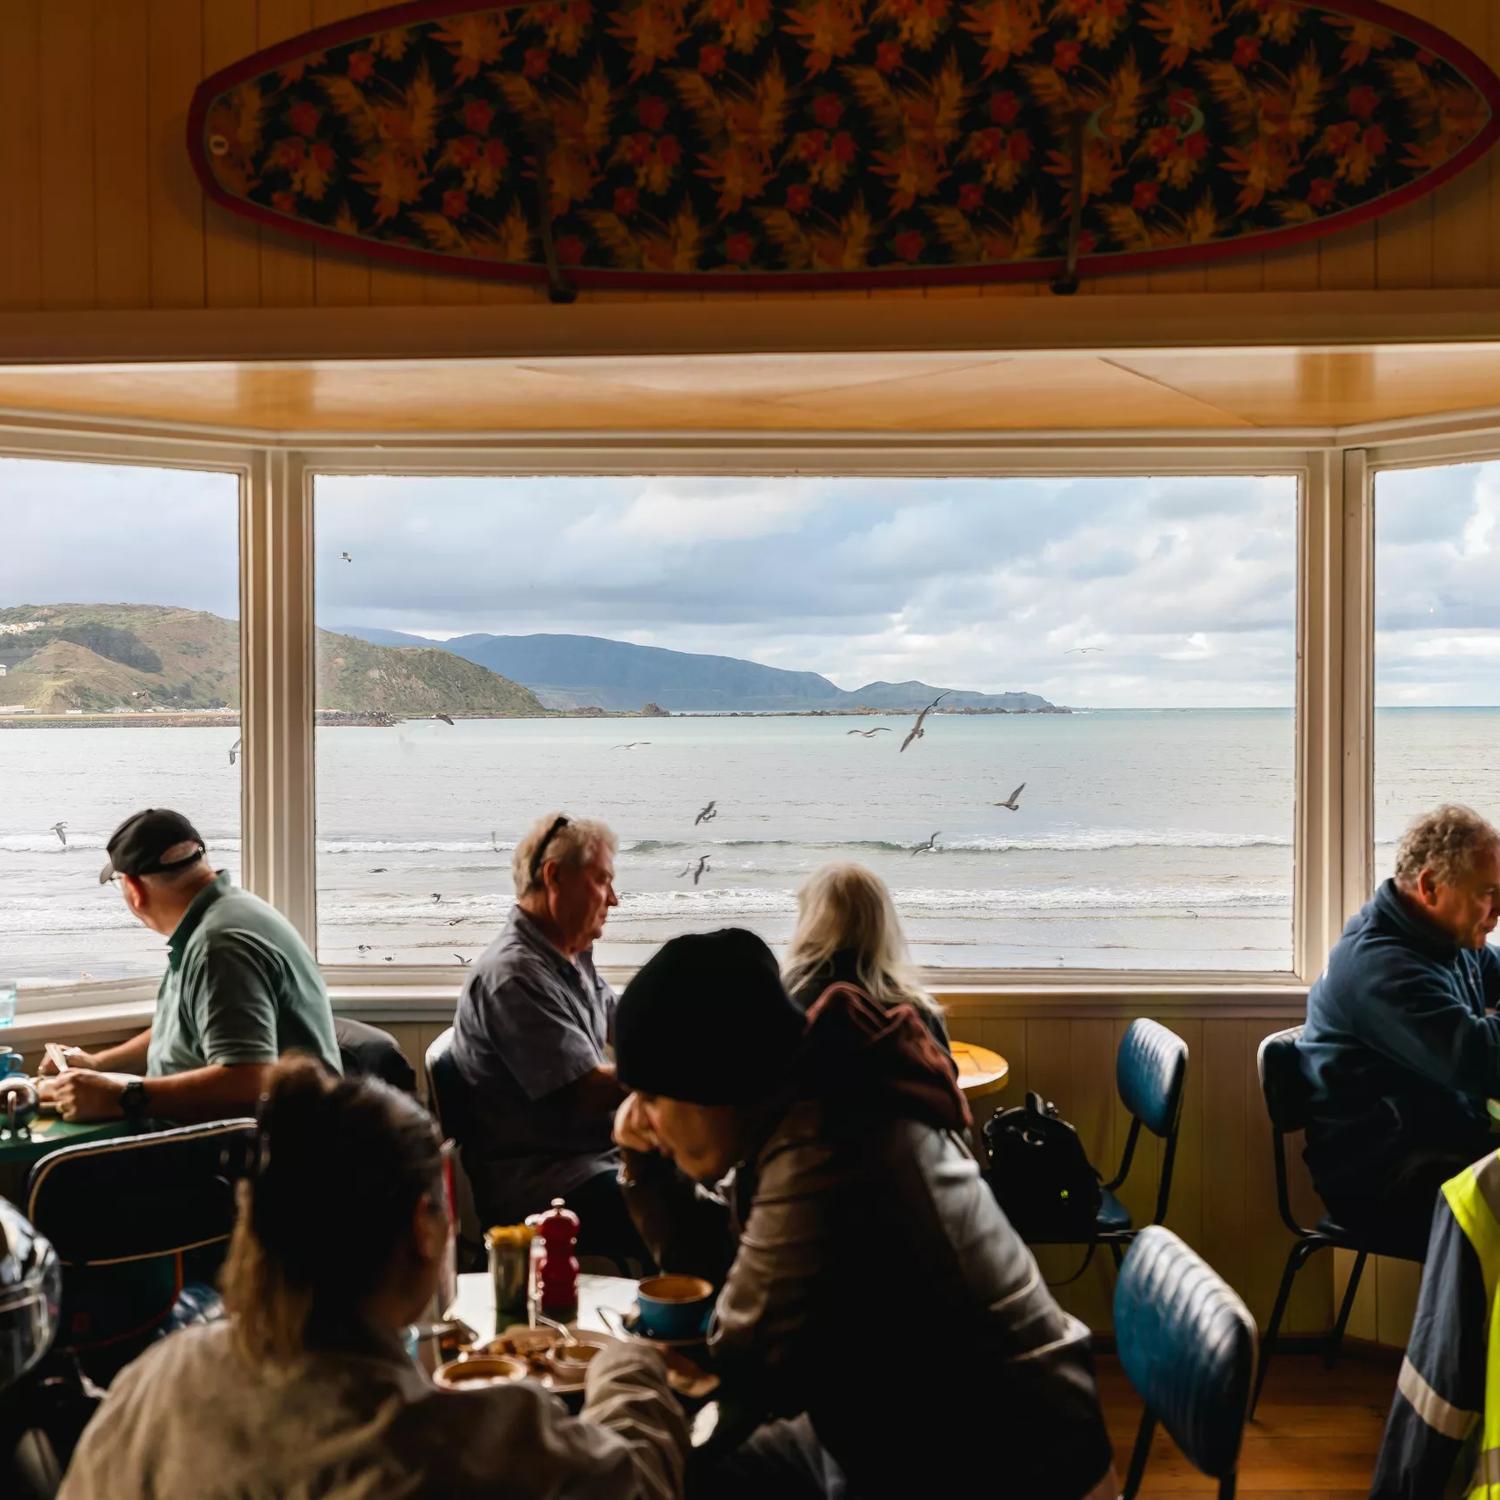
xmin=2 ymin=708 xmax=1494 ymax=986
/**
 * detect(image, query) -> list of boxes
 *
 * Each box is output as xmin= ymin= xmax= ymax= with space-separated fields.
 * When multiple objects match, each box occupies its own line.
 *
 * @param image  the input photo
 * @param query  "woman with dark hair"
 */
xmin=58 ymin=1058 xmax=687 ymax=1500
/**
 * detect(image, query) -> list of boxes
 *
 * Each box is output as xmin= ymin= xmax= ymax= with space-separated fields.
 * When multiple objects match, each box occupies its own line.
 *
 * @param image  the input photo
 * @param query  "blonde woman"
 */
xmin=782 ymin=862 xmax=950 ymax=1051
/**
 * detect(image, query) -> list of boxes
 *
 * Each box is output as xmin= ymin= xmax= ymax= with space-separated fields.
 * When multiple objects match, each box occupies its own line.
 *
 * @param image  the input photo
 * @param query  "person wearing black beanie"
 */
xmin=612 ymin=929 xmax=1116 ymax=1500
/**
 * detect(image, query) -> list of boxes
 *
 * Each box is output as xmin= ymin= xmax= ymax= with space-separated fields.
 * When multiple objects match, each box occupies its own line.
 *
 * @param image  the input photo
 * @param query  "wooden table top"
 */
xmin=949 ymin=1041 xmax=1010 ymax=1099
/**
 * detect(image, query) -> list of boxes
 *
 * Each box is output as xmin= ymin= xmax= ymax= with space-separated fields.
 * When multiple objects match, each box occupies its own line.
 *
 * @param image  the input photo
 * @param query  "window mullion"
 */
xmin=242 ymin=447 xmax=316 ymax=943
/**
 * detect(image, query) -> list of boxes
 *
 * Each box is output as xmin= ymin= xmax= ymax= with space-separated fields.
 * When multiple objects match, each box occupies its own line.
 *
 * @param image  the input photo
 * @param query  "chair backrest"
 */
xmin=1115 ymin=1226 xmax=1258 ymax=1484
xmin=1257 ymin=1024 xmax=1312 ymax=1133
xmin=334 ymin=1015 xmax=417 ymax=1094
xmin=425 ymin=1027 xmax=467 ymax=1144
xmin=26 ymin=1119 xmax=255 ymax=1266
xmin=1117 ymin=1018 xmax=1188 ymax=1139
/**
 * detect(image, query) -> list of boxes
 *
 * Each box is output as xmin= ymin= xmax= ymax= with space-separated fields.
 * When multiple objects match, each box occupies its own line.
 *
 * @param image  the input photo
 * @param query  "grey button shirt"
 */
xmin=451 ymin=906 xmax=619 ymax=1227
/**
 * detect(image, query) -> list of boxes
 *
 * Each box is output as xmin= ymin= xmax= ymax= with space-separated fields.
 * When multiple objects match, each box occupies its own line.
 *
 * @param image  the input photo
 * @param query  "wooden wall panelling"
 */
xmin=0 ymin=1 xmax=43 ymax=311
xmin=1262 ymin=243 xmax=1320 ymax=293
xmin=258 ymin=0 xmax=317 ymax=307
xmin=40 ymin=0 xmax=98 ymax=311
xmin=1200 ymin=1019 xmax=1251 ymax=1309
xmin=1161 ymin=1015 xmax=1204 ymax=1253
xmin=1431 ymin=0 xmax=1492 ymax=288
xmin=147 ymin=0 xmax=206 ymax=307
xmin=203 ymin=0 xmax=263 ymax=308
xmin=1376 ymin=0 xmax=1437 ymax=291
xmin=93 ymin=0 xmax=152 ymax=310
xmin=1491 ymin=0 xmax=1500 ymax=288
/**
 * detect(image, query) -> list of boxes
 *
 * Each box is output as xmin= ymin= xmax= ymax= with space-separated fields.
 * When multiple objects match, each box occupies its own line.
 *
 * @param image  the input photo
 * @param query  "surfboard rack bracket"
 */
xmin=1050 ymin=113 xmax=1087 ymax=298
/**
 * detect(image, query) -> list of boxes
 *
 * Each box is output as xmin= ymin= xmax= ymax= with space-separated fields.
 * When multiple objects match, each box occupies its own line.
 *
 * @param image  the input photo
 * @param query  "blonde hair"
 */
xmin=512 ymin=811 xmax=618 ymax=897
xmin=1394 ymin=804 xmax=1500 ymax=888
xmin=782 ymin=862 xmax=942 ymax=1019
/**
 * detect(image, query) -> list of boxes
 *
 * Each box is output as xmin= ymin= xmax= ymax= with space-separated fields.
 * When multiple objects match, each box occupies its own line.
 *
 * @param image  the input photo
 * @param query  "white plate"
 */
xmin=479 ymin=1325 xmax=617 ymax=1396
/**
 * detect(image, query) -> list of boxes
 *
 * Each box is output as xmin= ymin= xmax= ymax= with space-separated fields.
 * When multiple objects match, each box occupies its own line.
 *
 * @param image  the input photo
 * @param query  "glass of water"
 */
xmin=0 ymin=980 xmax=16 ymax=1028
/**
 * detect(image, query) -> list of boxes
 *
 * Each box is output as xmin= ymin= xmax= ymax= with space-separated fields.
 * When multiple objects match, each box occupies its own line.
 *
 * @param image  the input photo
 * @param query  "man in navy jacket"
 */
xmin=1297 ymin=804 xmax=1500 ymax=1256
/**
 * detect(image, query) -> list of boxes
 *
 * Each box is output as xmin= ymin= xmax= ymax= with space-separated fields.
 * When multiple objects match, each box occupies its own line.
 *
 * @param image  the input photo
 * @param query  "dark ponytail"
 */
xmin=223 ymin=1057 xmax=443 ymax=1364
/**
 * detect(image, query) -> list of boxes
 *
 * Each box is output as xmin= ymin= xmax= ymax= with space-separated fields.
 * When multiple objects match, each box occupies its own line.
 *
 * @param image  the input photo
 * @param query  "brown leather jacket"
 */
xmin=622 ymin=1098 xmax=1114 ymax=1498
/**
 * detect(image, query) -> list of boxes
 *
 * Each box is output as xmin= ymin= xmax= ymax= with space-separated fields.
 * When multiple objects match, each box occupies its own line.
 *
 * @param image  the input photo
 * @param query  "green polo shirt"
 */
xmin=145 ymin=873 xmax=341 ymax=1079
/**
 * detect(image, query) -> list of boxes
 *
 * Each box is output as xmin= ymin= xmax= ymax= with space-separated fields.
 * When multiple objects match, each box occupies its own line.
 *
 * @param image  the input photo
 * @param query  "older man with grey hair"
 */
xmin=451 ymin=811 xmax=651 ymax=1266
xmin=1297 ymin=804 xmax=1500 ymax=1255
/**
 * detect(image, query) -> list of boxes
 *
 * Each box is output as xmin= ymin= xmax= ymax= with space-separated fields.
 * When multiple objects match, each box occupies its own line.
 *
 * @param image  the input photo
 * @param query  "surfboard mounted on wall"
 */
xmin=188 ymin=0 xmax=1500 ymax=297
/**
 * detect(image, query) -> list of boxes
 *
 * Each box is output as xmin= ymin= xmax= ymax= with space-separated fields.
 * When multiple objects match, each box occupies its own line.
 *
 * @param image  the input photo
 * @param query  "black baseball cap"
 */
xmin=99 ymin=809 xmax=207 ymax=885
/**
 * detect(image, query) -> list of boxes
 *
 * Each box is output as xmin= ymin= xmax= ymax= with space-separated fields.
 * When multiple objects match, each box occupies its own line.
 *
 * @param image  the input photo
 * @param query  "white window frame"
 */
xmin=0 ymin=421 xmax=1395 ymax=1015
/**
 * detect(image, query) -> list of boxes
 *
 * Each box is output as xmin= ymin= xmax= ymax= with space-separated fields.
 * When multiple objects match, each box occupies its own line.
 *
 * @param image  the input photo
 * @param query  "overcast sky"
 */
xmin=3 ymin=457 xmax=1497 ymax=707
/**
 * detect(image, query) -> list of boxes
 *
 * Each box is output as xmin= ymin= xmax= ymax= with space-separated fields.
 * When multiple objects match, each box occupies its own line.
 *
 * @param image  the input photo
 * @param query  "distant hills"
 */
xmin=335 ymin=627 xmax=1060 ymax=714
xmin=0 ymin=605 xmax=543 ymax=716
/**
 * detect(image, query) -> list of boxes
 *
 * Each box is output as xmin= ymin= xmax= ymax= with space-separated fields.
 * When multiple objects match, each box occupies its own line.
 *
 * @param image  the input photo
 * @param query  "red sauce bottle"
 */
xmin=535 ymin=1197 xmax=580 ymax=1322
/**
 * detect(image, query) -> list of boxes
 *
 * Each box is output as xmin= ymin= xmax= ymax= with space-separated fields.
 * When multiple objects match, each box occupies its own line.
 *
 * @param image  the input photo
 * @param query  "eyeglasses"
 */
xmin=528 ymin=815 xmax=569 ymax=888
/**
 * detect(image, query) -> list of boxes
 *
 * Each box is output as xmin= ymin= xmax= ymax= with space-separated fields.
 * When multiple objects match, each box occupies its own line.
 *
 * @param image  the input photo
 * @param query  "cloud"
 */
xmin=7 ymin=456 xmax=1498 ymax=706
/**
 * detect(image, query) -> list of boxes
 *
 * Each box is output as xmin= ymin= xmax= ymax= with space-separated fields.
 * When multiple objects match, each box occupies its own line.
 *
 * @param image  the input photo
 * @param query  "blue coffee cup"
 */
xmin=0 ymin=1050 xmax=23 ymax=1077
xmin=635 ymin=1274 xmax=714 ymax=1341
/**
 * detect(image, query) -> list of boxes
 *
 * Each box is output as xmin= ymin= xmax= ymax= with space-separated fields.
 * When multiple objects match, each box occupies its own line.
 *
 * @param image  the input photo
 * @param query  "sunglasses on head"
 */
xmin=528 ymin=815 xmax=569 ymax=888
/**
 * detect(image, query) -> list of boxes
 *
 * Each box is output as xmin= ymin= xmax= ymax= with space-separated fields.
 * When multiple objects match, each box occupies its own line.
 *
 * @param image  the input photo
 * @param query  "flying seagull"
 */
xmin=50 ymin=821 xmax=67 ymax=847
xmin=431 ymin=892 xmax=442 ymax=903
xmin=900 ymin=693 xmax=948 ymax=753
xmin=369 ymin=867 xmax=388 ymax=873
xmin=911 ymin=832 xmax=940 ymax=855
xmin=454 ymin=953 xmax=471 ymax=966
xmin=340 ymin=551 xmax=352 ymax=562
xmin=613 ymin=741 xmax=651 ymax=750
xmin=993 ymin=782 xmax=1027 ymax=811
xmin=847 ymin=727 xmax=892 ymax=737
xmin=228 ymin=738 xmax=241 ymax=766
xmin=1064 ymin=647 xmax=1104 ymax=655
xmin=433 ymin=713 xmax=455 ymax=726
xmin=694 ymin=800 xmax=717 ymax=826
xmin=679 ymin=855 xmax=710 ymax=885
xmin=357 ymin=944 xmax=373 ymax=954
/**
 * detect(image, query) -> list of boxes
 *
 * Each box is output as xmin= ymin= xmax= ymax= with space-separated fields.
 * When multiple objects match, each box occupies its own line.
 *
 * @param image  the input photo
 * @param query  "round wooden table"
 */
xmin=949 ymin=1040 xmax=1009 ymax=1101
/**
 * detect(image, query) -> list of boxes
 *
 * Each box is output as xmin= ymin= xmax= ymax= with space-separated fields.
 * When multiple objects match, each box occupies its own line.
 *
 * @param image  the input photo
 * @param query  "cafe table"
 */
xmin=0 ymin=1114 xmax=140 ymax=1207
xmin=949 ymin=1040 xmax=1009 ymax=1101
xmin=446 ymin=1271 xmax=719 ymax=1445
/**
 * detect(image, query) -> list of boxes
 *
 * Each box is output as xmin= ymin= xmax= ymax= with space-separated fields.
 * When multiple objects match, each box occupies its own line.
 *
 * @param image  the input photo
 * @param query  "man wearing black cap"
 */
xmin=612 ymin=928 xmax=1116 ymax=1500
xmin=38 ymin=808 xmax=341 ymax=1123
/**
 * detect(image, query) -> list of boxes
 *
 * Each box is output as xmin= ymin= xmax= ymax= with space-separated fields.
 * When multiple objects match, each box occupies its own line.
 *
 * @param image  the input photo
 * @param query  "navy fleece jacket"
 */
xmin=1297 ymin=880 xmax=1500 ymax=1196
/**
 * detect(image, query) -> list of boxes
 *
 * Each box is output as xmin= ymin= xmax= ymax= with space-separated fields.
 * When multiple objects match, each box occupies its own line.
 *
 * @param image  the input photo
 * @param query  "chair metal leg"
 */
xmin=1249 ymin=1237 xmax=1323 ymax=1418
xmin=1121 ymin=1410 xmax=1157 ymax=1500
xmin=1108 ymin=1240 xmax=1125 ymax=1271
xmin=1324 ymin=1249 xmax=1368 ymax=1369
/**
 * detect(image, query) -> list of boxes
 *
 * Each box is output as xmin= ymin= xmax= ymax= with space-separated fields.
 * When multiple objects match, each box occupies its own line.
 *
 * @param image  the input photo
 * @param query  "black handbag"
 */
xmin=983 ymin=1090 xmax=1103 ymax=1261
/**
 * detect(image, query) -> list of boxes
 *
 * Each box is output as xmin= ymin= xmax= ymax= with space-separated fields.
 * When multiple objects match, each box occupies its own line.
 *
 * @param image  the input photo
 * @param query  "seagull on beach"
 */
xmin=431 ymin=892 xmax=442 ymax=903
xmin=384 ymin=955 xmax=395 ymax=962
xmin=911 ymin=832 xmax=940 ymax=855
xmin=613 ymin=741 xmax=651 ymax=750
xmin=847 ymin=727 xmax=892 ymax=737
xmin=679 ymin=855 xmax=710 ymax=885
xmin=50 ymin=821 xmax=67 ymax=847
xmin=357 ymin=944 xmax=373 ymax=954
xmin=993 ymin=783 xmax=1026 ymax=811
xmin=694 ymin=800 xmax=717 ymax=826
xmin=490 ymin=831 xmax=504 ymax=853
xmin=369 ymin=867 xmax=387 ymax=873
xmin=433 ymin=713 xmax=455 ymax=726
xmin=228 ymin=738 xmax=241 ymax=766
xmin=447 ymin=916 xmax=465 ymax=926
xmin=900 ymin=694 xmax=948 ymax=753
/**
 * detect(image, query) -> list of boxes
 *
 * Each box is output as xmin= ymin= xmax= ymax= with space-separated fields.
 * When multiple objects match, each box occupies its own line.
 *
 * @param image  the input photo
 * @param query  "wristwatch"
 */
xmin=120 ymin=1079 xmax=149 ymax=1122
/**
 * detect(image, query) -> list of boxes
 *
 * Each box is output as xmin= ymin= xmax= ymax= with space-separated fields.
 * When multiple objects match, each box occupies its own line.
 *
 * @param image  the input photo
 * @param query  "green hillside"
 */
xmin=0 ymin=604 xmax=545 ymax=716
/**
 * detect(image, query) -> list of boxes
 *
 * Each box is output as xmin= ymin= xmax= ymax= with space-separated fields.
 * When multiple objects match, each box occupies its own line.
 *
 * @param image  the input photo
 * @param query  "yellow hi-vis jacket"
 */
xmin=1372 ymin=1151 xmax=1500 ymax=1499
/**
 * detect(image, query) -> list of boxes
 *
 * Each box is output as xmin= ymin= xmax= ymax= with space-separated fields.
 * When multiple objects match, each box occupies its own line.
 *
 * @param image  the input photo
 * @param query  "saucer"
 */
xmin=620 ymin=1309 xmax=709 ymax=1350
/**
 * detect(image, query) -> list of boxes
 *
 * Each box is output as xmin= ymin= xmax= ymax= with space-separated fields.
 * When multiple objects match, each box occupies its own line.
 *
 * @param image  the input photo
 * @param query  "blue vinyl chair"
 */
xmin=1250 ymin=1024 xmax=1425 ymax=1416
xmin=424 ymin=1027 xmax=484 ymax=1271
xmin=25 ymin=1119 xmax=254 ymax=1385
xmin=1116 ymin=1226 xmax=1258 ymax=1500
xmin=1029 ymin=1018 xmax=1189 ymax=1266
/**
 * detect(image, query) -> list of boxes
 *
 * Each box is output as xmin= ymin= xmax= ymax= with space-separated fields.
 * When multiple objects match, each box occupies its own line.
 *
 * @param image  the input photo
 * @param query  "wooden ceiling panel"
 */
xmin=0 ymin=344 xmax=1498 ymax=436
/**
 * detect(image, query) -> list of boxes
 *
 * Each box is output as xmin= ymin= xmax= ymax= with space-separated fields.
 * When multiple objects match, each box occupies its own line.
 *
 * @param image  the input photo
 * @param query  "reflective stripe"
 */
xmin=1397 ymin=1355 xmax=1477 ymax=1441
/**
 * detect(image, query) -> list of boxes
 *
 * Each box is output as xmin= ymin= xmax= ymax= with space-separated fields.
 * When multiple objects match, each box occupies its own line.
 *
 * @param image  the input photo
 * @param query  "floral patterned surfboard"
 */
xmin=188 ymin=0 xmax=1500 ymax=292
